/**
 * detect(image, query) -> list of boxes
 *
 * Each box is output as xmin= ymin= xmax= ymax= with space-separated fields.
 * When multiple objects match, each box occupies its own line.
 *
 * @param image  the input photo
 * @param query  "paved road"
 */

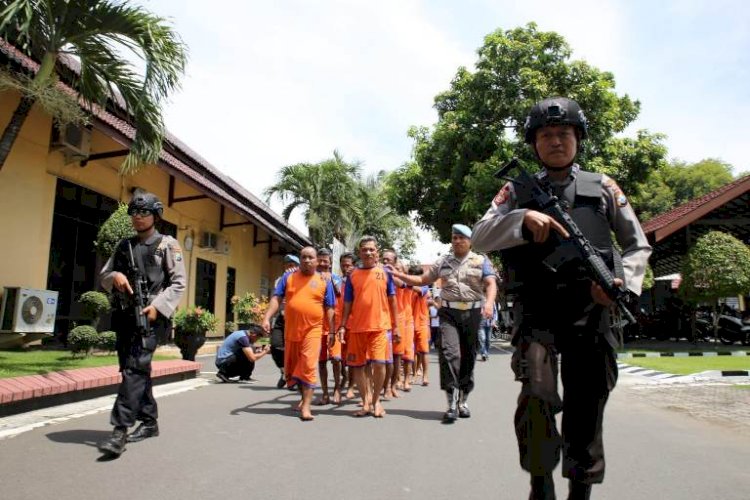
xmin=1 ymin=346 xmax=749 ymax=500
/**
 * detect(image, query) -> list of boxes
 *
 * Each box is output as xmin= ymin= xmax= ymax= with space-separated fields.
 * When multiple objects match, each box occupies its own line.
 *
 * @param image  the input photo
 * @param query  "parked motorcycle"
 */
xmin=717 ymin=312 xmax=750 ymax=346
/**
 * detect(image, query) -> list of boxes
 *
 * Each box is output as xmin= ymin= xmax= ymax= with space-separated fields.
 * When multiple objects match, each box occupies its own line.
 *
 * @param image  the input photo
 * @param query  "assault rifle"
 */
xmin=127 ymin=241 xmax=152 ymax=337
xmin=495 ymin=158 xmax=636 ymax=325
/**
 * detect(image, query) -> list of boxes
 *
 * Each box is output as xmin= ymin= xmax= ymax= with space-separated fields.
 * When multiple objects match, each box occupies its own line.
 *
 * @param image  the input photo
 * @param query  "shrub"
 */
xmin=78 ymin=290 xmax=111 ymax=327
xmin=231 ymin=292 xmax=270 ymax=325
xmin=173 ymin=306 xmax=218 ymax=335
xmin=68 ymin=325 xmax=99 ymax=356
xmin=95 ymin=203 xmax=136 ymax=257
xmin=97 ymin=330 xmax=117 ymax=352
xmin=224 ymin=321 xmax=237 ymax=335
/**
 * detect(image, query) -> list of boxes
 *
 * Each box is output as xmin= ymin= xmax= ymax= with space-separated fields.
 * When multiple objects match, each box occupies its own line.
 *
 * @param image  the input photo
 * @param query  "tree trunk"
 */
xmin=0 ymin=95 xmax=36 ymax=172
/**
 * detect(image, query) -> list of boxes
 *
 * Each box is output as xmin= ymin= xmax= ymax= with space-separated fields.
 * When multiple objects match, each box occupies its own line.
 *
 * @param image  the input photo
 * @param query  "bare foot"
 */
xmin=300 ymin=410 xmax=315 ymax=421
xmin=422 ymin=379 xmax=430 ymax=387
xmin=373 ymin=403 xmax=386 ymax=418
xmin=312 ymin=394 xmax=330 ymax=406
xmin=353 ymin=407 xmax=371 ymax=417
xmin=388 ymin=388 xmax=400 ymax=399
xmin=403 ymin=383 xmax=412 ymax=392
xmin=332 ymin=389 xmax=342 ymax=404
xmin=345 ymin=390 xmax=355 ymax=400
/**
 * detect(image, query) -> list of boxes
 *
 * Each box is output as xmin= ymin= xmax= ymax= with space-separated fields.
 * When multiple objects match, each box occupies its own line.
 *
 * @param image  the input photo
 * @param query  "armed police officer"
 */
xmin=472 ymin=98 xmax=651 ymax=500
xmin=97 ymin=192 xmax=186 ymax=457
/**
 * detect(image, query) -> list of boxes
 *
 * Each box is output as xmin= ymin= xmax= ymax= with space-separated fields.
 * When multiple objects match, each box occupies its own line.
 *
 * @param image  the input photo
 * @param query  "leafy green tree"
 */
xmin=348 ymin=171 xmax=416 ymax=259
xmin=95 ymin=203 xmax=135 ymax=256
xmin=386 ymin=23 xmax=667 ymax=241
xmin=0 ymin=0 xmax=187 ymax=173
xmin=634 ymin=158 xmax=735 ymax=220
xmin=264 ymin=150 xmax=361 ymax=247
xmin=680 ymin=231 xmax=750 ymax=335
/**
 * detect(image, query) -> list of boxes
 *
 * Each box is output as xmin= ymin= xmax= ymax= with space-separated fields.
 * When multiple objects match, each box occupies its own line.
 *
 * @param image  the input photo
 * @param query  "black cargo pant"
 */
xmin=270 ymin=314 xmax=285 ymax=370
xmin=437 ymin=307 xmax=482 ymax=394
xmin=511 ymin=325 xmax=618 ymax=485
xmin=110 ymin=313 xmax=165 ymax=428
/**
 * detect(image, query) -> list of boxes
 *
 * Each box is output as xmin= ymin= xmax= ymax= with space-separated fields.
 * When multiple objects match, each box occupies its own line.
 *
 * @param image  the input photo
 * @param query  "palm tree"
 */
xmin=265 ymin=150 xmax=361 ymax=247
xmin=0 ymin=0 xmax=187 ymax=173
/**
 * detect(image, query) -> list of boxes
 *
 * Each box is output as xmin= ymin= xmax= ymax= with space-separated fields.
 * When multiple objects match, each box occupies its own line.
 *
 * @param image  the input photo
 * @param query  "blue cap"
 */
xmin=451 ymin=224 xmax=472 ymax=238
xmin=284 ymin=254 xmax=300 ymax=264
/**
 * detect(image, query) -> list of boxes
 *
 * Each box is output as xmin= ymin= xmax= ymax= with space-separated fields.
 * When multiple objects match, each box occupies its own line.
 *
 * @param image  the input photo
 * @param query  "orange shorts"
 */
xmin=328 ymin=333 xmax=342 ymax=361
xmin=414 ymin=325 xmax=430 ymax=354
xmin=384 ymin=330 xmax=394 ymax=365
xmin=285 ymin=337 xmax=320 ymax=388
xmin=346 ymin=330 xmax=389 ymax=367
xmin=319 ymin=334 xmax=330 ymax=362
xmin=401 ymin=320 xmax=415 ymax=362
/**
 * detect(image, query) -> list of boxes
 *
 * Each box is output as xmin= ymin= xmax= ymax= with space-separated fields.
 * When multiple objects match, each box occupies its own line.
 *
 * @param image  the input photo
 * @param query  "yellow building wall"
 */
xmin=0 ymin=89 xmax=288 ymax=339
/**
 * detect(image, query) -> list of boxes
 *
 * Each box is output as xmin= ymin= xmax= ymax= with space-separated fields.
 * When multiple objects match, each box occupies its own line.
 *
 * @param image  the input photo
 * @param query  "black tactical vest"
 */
xmin=112 ymin=233 xmax=166 ymax=306
xmin=501 ymin=171 xmax=614 ymax=323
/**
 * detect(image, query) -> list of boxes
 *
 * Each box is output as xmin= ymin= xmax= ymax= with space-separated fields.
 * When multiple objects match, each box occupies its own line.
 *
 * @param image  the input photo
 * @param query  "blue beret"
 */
xmin=451 ymin=224 xmax=472 ymax=238
xmin=284 ymin=254 xmax=300 ymax=264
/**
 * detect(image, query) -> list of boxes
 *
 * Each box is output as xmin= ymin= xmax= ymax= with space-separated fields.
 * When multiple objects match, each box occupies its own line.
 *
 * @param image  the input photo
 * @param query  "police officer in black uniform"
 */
xmin=472 ymin=98 xmax=651 ymax=499
xmin=97 ymin=192 xmax=186 ymax=457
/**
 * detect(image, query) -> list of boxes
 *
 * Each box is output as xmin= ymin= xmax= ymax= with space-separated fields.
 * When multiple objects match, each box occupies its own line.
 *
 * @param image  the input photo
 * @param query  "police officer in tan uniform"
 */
xmin=97 ymin=192 xmax=186 ymax=457
xmin=388 ymin=224 xmax=497 ymax=422
xmin=472 ymin=98 xmax=651 ymax=499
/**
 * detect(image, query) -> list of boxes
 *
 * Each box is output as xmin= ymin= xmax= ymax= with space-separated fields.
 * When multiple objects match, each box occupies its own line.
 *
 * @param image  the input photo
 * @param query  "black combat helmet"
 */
xmin=523 ymin=97 xmax=588 ymax=144
xmin=127 ymin=192 xmax=164 ymax=218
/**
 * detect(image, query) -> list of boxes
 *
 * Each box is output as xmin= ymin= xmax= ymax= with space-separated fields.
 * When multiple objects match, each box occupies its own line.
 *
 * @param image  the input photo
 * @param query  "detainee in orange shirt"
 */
xmin=338 ymin=236 xmax=399 ymax=418
xmin=381 ymin=249 xmax=403 ymax=399
xmin=262 ymin=247 xmax=336 ymax=421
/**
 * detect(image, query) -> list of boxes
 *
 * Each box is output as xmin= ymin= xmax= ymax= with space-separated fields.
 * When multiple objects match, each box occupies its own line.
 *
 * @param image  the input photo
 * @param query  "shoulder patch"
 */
xmin=493 ymin=183 xmax=511 ymax=206
xmin=603 ymin=177 xmax=628 ymax=207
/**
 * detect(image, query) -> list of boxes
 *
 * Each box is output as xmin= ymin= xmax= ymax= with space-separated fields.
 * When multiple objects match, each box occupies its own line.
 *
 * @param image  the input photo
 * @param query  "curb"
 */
xmin=618 ymin=362 xmax=750 ymax=379
xmin=617 ymin=351 xmax=750 ymax=359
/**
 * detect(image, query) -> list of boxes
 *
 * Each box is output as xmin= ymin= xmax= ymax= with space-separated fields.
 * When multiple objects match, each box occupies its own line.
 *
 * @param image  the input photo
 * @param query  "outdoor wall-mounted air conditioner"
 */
xmin=199 ymin=231 xmax=218 ymax=249
xmin=216 ymin=235 xmax=231 ymax=255
xmin=0 ymin=287 xmax=58 ymax=334
xmin=51 ymin=123 xmax=91 ymax=159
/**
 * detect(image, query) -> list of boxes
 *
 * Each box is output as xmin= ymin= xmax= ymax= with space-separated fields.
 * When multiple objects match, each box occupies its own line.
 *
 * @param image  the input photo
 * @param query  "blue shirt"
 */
xmin=216 ymin=330 xmax=251 ymax=362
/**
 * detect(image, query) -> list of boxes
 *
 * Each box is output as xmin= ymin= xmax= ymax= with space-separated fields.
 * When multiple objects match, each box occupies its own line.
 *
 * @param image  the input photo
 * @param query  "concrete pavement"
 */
xmin=0 ymin=344 xmax=749 ymax=499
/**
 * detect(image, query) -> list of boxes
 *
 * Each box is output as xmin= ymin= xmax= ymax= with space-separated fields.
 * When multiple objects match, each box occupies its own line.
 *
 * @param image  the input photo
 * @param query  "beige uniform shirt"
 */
xmin=100 ymin=233 xmax=187 ymax=319
xmin=427 ymin=251 xmax=491 ymax=302
xmin=471 ymin=164 xmax=652 ymax=295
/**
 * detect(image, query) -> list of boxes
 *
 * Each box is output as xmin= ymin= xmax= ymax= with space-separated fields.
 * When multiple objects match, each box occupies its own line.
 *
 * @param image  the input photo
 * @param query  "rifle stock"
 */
xmin=497 ymin=158 xmax=636 ymax=325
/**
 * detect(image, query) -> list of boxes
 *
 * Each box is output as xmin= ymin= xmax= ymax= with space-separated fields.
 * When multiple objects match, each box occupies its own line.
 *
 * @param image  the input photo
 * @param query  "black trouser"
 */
xmin=270 ymin=315 xmax=285 ymax=369
xmin=216 ymin=352 xmax=255 ymax=379
xmin=110 ymin=313 xmax=162 ymax=428
xmin=511 ymin=326 xmax=618 ymax=485
xmin=436 ymin=307 xmax=482 ymax=394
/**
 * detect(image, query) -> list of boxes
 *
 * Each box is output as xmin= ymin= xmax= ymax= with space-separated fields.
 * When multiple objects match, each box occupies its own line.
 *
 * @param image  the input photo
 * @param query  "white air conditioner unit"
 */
xmin=0 ymin=287 xmax=58 ymax=334
xmin=199 ymin=231 xmax=218 ymax=249
xmin=216 ymin=235 xmax=231 ymax=255
xmin=51 ymin=123 xmax=91 ymax=159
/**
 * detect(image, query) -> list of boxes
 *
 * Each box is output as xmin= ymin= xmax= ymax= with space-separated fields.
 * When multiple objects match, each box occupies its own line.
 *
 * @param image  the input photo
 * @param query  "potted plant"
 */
xmin=173 ymin=306 xmax=217 ymax=360
xmin=231 ymin=292 xmax=270 ymax=330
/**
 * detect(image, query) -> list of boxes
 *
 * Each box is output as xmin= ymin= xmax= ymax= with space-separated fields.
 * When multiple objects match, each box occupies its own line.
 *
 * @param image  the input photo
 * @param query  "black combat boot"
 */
xmin=567 ymin=481 xmax=591 ymax=500
xmin=97 ymin=426 xmax=128 ymax=457
xmin=127 ymin=422 xmax=159 ymax=442
xmin=458 ymin=391 xmax=471 ymax=418
xmin=529 ymin=474 xmax=556 ymax=500
xmin=442 ymin=389 xmax=459 ymax=422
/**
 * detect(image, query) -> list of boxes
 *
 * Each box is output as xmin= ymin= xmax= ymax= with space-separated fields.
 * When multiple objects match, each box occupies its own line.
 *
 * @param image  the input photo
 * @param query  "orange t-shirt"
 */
xmin=411 ymin=286 xmax=430 ymax=329
xmin=344 ymin=265 xmax=396 ymax=333
xmin=275 ymin=271 xmax=335 ymax=342
xmin=395 ymin=285 xmax=413 ymax=323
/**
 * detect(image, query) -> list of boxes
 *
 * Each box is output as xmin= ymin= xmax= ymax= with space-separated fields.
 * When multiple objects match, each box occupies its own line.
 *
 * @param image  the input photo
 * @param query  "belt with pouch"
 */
xmin=444 ymin=300 xmax=482 ymax=311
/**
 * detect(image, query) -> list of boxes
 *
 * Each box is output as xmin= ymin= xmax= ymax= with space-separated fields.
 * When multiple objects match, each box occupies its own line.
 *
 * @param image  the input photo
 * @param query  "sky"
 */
xmin=142 ymin=0 xmax=750 ymax=262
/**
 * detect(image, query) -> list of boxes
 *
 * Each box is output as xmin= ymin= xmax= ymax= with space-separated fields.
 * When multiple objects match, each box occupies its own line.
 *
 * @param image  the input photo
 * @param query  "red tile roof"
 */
xmin=0 ymin=38 xmax=310 ymax=250
xmin=641 ymin=174 xmax=750 ymax=243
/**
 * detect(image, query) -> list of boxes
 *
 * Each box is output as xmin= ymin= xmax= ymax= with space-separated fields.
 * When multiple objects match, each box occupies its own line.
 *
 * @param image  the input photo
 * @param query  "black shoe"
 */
xmin=276 ymin=375 xmax=286 ymax=388
xmin=458 ymin=403 xmax=471 ymax=418
xmin=529 ymin=475 xmax=556 ymax=500
xmin=567 ymin=481 xmax=591 ymax=500
xmin=127 ymin=423 xmax=159 ymax=443
xmin=97 ymin=427 xmax=127 ymax=456
xmin=216 ymin=371 xmax=230 ymax=383
xmin=443 ymin=407 xmax=458 ymax=422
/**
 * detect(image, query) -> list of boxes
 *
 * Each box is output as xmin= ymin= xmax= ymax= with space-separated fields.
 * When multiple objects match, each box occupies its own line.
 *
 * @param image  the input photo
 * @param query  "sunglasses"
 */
xmin=128 ymin=208 xmax=154 ymax=217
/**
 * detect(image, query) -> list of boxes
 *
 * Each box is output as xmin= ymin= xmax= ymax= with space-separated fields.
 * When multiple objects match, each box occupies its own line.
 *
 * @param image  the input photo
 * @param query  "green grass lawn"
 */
xmin=622 ymin=356 xmax=750 ymax=375
xmin=0 ymin=349 xmax=177 ymax=378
